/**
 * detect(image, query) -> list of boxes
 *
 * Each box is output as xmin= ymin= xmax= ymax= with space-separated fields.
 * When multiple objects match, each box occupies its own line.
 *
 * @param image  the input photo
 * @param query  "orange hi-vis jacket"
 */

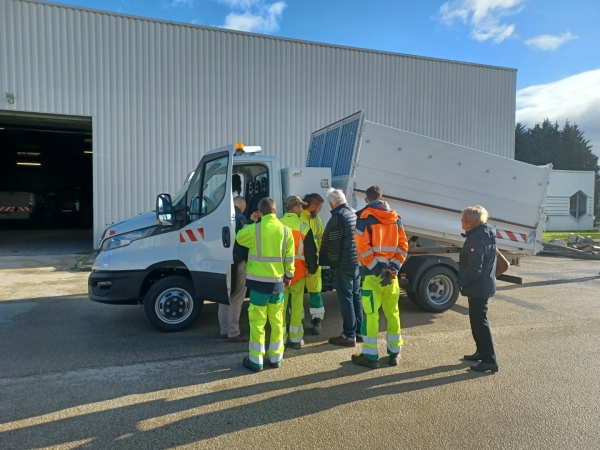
xmin=354 ymin=201 xmax=409 ymax=276
xmin=279 ymin=213 xmax=318 ymax=285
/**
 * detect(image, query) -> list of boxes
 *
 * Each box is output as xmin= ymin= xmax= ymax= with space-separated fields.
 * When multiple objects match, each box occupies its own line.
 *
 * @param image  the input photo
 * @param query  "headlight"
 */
xmin=102 ymin=227 xmax=156 ymax=251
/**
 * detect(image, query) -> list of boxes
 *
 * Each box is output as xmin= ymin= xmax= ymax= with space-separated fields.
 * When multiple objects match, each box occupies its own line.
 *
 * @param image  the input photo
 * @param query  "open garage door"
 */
xmin=0 ymin=111 xmax=94 ymax=256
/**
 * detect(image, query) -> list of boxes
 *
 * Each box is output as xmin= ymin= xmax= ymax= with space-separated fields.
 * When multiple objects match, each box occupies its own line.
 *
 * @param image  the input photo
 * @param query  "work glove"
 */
xmin=380 ymin=269 xmax=393 ymax=287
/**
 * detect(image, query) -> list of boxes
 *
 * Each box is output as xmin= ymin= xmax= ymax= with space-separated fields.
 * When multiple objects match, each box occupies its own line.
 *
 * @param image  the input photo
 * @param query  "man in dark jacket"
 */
xmin=459 ymin=205 xmax=498 ymax=373
xmin=218 ymin=196 xmax=254 ymax=342
xmin=320 ymin=189 xmax=363 ymax=347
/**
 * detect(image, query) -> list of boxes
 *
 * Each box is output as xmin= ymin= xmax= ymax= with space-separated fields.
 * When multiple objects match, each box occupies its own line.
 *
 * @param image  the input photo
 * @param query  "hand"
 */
xmin=250 ymin=211 xmax=260 ymax=222
xmin=305 ymin=272 xmax=313 ymax=279
xmin=283 ymin=278 xmax=291 ymax=288
xmin=379 ymin=268 xmax=391 ymax=279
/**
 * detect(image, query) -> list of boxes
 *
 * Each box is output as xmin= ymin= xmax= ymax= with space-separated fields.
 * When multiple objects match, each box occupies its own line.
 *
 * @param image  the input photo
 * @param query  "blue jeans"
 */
xmin=333 ymin=266 xmax=363 ymax=340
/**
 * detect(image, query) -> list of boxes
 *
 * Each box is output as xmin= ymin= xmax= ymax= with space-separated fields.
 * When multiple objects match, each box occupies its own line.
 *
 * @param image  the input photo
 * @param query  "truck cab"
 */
xmin=89 ymin=143 xmax=309 ymax=332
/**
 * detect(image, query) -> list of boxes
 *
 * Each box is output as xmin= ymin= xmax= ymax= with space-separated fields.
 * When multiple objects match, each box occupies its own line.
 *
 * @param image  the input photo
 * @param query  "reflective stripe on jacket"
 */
xmin=300 ymin=209 xmax=324 ymax=252
xmin=236 ymin=214 xmax=295 ymax=283
xmin=280 ymin=213 xmax=309 ymax=284
xmin=355 ymin=200 xmax=409 ymax=276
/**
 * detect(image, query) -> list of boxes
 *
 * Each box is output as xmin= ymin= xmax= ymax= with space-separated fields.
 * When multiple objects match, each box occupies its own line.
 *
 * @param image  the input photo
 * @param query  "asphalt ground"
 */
xmin=0 ymin=255 xmax=599 ymax=449
xmin=0 ymin=228 xmax=94 ymax=256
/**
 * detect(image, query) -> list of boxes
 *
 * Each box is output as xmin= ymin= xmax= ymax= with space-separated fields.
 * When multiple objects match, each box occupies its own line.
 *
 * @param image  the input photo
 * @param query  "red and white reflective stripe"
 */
xmin=496 ymin=229 xmax=527 ymax=243
xmin=180 ymin=227 xmax=205 ymax=243
xmin=109 ymin=230 xmax=116 ymax=236
xmin=0 ymin=206 xmax=30 ymax=212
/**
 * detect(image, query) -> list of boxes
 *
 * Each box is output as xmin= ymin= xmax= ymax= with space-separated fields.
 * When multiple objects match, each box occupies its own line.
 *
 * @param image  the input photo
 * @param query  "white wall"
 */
xmin=0 ymin=0 xmax=518 ymax=247
xmin=545 ymin=170 xmax=595 ymax=231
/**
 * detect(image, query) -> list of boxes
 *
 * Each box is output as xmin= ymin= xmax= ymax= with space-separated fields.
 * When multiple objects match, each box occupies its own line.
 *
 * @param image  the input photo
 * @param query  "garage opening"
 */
xmin=0 ymin=111 xmax=93 ymax=256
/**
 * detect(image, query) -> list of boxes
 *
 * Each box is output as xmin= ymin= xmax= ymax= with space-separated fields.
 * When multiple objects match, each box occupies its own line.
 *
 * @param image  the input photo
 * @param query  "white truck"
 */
xmin=306 ymin=111 xmax=551 ymax=312
xmin=0 ymin=191 xmax=42 ymax=224
xmin=89 ymin=145 xmax=332 ymax=331
xmin=89 ymin=112 xmax=552 ymax=331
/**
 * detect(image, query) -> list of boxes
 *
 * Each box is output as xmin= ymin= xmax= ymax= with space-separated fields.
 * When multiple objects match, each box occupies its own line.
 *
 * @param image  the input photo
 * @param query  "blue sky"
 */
xmin=54 ymin=0 xmax=600 ymax=154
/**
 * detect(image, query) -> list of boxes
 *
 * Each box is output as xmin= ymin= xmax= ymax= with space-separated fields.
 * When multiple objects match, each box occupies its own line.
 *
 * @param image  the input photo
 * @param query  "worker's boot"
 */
xmin=312 ymin=318 xmax=322 ymax=335
xmin=388 ymin=353 xmax=400 ymax=366
xmin=351 ymin=353 xmax=379 ymax=369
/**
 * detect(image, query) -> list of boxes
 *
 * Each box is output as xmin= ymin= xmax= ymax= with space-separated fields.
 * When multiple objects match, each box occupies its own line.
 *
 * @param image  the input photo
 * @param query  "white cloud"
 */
xmin=439 ymin=0 xmax=526 ymax=44
xmin=516 ymin=69 xmax=600 ymax=156
xmin=218 ymin=0 xmax=286 ymax=34
xmin=169 ymin=0 xmax=193 ymax=7
xmin=524 ymin=32 xmax=578 ymax=51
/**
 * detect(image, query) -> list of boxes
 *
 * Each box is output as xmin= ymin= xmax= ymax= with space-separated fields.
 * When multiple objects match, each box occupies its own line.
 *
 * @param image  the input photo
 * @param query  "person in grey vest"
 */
xmin=320 ymin=188 xmax=363 ymax=347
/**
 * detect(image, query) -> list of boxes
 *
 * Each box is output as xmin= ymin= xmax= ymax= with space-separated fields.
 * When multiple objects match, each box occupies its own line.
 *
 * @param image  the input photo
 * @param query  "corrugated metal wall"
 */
xmin=0 ymin=0 xmax=517 ymax=247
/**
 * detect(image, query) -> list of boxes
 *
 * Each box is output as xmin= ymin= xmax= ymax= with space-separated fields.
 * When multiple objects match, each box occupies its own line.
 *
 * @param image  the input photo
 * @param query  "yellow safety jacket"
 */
xmin=300 ymin=209 xmax=324 ymax=254
xmin=280 ymin=213 xmax=310 ymax=284
xmin=236 ymin=214 xmax=295 ymax=283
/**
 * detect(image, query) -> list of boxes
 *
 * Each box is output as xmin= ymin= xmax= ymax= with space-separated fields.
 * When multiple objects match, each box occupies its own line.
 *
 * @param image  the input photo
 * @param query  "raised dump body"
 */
xmin=307 ymin=111 xmax=552 ymax=256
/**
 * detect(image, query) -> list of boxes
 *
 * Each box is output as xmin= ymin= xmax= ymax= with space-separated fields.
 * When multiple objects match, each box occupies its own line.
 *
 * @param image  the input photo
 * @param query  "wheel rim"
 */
xmin=155 ymin=287 xmax=194 ymax=324
xmin=426 ymin=275 xmax=454 ymax=305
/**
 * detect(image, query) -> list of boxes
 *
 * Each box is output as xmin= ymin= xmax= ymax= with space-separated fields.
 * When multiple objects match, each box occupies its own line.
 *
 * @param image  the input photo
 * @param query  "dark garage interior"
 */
xmin=0 ymin=111 xmax=94 ymax=253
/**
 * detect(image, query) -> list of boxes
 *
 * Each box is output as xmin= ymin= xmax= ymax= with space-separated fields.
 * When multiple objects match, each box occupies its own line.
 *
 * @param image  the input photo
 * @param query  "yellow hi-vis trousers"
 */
xmin=360 ymin=275 xmax=403 ymax=362
xmin=283 ymin=278 xmax=305 ymax=343
xmin=306 ymin=267 xmax=325 ymax=322
xmin=248 ymin=291 xmax=285 ymax=370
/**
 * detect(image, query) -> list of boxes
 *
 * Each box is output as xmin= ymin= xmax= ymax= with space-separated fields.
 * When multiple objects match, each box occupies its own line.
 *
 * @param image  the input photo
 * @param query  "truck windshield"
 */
xmin=186 ymin=154 xmax=229 ymax=223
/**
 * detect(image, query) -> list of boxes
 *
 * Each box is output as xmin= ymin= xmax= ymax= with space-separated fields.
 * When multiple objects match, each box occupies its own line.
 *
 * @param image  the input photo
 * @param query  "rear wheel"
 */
xmin=143 ymin=276 xmax=202 ymax=332
xmin=415 ymin=266 xmax=459 ymax=313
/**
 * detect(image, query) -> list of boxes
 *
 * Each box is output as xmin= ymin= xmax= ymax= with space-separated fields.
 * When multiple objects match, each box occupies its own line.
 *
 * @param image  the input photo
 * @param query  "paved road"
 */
xmin=0 ymin=228 xmax=93 ymax=256
xmin=0 ymin=256 xmax=599 ymax=449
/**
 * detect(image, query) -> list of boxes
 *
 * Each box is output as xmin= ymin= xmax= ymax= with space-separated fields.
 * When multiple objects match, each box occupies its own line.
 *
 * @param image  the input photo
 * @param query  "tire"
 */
xmin=143 ymin=276 xmax=202 ymax=332
xmin=406 ymin=291 xmax=419 ymax=304
xmin=415 ymin=266 xmax=459 ymax=313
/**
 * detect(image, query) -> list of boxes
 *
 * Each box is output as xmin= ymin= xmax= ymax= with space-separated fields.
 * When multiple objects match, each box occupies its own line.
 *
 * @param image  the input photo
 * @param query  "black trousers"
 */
xmin=468 ymin=297 xmax=497 ymax=364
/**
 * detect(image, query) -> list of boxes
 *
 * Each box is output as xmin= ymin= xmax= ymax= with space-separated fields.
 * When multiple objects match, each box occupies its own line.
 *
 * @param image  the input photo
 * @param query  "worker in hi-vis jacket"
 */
xmin=353 ymin=185 xmax=409 ymax=370
xmin=300 ymin=193 xmax=326 ymax=335
xmin=236 ymin=197 xmax=295 ymax=373
xmin=280 ymin=195 xmax=318 ymax=349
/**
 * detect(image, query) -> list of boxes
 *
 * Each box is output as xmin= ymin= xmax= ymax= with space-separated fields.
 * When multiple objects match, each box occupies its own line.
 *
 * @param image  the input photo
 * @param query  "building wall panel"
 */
xmin=0 ymin=0 xmax=517 ymax=246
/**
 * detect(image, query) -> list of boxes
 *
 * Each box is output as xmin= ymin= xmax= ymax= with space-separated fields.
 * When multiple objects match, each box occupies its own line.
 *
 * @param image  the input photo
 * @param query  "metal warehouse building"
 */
xmin=0 ymin=0 xmax=517 ymax=248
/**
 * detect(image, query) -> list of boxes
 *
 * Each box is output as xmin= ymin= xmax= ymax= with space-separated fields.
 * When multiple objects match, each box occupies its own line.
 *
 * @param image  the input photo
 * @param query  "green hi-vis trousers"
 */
xmin=360 ymin=275 xmax=403 ymax=362
xmin=248 ymin=290 xmax=285 ymax=370
xmin=306 ymin=266 xmax=324 ymax=322
xmin=283 ymin=278 xmax=306 ymax=343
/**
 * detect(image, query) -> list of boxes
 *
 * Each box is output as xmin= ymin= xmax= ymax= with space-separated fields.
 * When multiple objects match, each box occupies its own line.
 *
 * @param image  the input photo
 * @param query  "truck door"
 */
xmin=179 ymin=146 xmax=235 ymax=304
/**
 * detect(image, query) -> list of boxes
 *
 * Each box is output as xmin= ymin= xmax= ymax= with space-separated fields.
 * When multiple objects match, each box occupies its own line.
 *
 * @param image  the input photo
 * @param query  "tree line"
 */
xmin=515 ymin=119 xmax=599 ymax=214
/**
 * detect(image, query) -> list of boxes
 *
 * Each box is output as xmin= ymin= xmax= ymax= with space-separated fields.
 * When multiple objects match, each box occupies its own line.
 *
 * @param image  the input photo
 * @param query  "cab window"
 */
xmin=187 ymin=154 xmax=229 ymax=223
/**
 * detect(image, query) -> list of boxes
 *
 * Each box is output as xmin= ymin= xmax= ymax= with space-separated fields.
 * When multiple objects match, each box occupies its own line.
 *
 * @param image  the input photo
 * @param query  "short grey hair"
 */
xmin=461 ymin=205 xmax=489 ymax=228
xmin=233 ymin=196 xmax=246 ymax=208
xmin=327 ymin=188 xmax=346 ymax=206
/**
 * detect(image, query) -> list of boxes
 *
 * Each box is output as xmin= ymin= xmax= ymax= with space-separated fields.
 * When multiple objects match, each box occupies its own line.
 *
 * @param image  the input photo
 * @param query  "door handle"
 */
xmin=222 ymin=226 xmax=231 ymax=248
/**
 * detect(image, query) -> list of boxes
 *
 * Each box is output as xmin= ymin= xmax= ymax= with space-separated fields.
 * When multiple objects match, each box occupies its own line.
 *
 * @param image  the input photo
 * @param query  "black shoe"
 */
xmin=463 ymin=352 xmax=482 ymax=361
xmin=351 ymin=353 xmax=380 ymax=370
xmin=242 ymin=357 xmax=263 ymax=373
xmin=388 ymin=353 xmax=400 ymax=366
xmin=471 ymin=362 xmax=498 ymax=373
xmin=288 ymin=342 xmax=302 ymax=350
xmin=312 ymin=319 xmax=322 ymax=335
xmin=329 ymin=336 xmax=356 ymax=347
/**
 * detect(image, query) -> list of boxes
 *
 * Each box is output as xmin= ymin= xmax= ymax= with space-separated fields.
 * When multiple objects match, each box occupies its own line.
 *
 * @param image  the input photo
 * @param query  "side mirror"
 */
xmin=156 ymin=193 xmax=174 ymax=226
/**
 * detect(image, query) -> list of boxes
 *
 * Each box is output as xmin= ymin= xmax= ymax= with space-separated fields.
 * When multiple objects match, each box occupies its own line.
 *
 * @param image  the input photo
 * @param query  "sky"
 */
xmin=54 ymin=0 xmax=600 ymax=156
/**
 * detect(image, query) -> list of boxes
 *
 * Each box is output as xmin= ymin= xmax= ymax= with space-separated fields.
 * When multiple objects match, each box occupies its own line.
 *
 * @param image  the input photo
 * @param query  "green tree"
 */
xmin=515 ymin=119 xmax=599 ymax=218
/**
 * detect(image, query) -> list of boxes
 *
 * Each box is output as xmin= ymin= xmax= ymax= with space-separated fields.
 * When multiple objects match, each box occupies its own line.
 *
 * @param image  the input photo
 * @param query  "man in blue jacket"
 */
xmin=459 ymin=205 xmax=498 ymax=373
xmin=218 ymin=196 xmax=255 ymax=342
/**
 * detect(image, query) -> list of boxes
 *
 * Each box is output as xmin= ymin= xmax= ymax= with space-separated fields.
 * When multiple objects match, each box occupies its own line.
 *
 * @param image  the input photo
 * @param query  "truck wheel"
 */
xmin=415 ymin=266 xmax=459 ymax=313
xmin=143 ymin=276 xmax=202 ymax=332
xmin=406 ymin=291 xmax=419 ymax=304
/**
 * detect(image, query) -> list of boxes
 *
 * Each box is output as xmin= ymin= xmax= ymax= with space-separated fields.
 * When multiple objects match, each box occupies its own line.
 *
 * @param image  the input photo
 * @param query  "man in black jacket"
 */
xmin=218 ymin=196 xmax=254 ymax=342
xmin=459 ymin=205 xmax=498 ymax=373
xmin=320 ymin=189 xmax=363 ymax=347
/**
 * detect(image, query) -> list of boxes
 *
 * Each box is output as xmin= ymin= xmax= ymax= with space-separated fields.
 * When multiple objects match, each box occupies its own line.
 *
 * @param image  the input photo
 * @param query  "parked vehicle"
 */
xmin=43 ymin=187 xmax=92 ymax=229
xmin=89 ymin=113 xmax=552 ymax=331
xmin=306 ymin=112 xmax=552 ymax=312
xmin=89 ymin=145 xmax=330 ymax=331
xmin=0 ymin=191 xmax=43 ymax=225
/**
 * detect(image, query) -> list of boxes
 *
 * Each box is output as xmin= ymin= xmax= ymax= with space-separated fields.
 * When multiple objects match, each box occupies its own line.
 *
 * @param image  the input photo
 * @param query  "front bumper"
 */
xmin=88 ymin=270 xmax=146 ymax=305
